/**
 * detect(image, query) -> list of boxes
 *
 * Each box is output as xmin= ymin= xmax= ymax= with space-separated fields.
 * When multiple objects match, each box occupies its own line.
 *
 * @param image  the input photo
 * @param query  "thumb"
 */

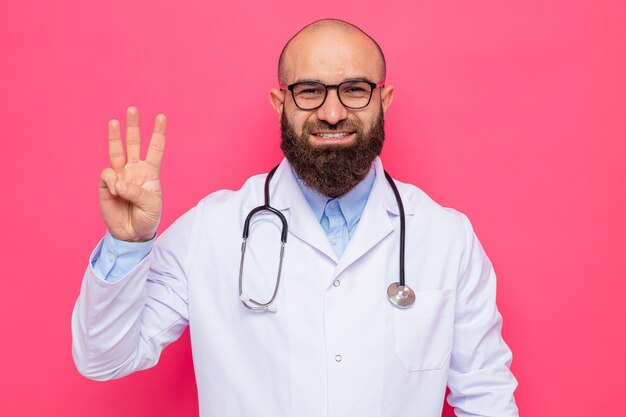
xmin=115 ymin=180 xmax=159 ymax=210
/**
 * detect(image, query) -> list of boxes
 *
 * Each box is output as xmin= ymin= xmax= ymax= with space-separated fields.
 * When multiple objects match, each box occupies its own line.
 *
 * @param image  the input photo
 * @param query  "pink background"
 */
xmin=1 ymin=1 xmax=625 ymax=416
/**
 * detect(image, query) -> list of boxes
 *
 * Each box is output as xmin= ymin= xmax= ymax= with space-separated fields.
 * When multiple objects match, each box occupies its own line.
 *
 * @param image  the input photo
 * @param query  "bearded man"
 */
xmin=73 ymin=19 xmax=519 ymax=417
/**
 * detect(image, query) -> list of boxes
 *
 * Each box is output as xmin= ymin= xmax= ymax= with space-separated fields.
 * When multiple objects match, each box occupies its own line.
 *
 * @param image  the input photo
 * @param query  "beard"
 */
xmin=280 ymin=110 xmax=385 ymax=198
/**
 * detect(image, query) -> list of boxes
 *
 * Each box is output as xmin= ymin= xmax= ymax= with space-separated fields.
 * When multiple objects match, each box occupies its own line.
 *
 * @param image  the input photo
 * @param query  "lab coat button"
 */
xmin=333 ymin=280 xmax=341 ymax=287
xmin=107 ymin=253 xmax=115 ymax=263
xmin=335 ymin=355 xmax=342 ymax=362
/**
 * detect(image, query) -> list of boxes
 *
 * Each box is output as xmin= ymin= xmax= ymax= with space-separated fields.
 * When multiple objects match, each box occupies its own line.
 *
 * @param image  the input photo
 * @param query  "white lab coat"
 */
xmin=72 ymin=157 xmax=518 ymax=417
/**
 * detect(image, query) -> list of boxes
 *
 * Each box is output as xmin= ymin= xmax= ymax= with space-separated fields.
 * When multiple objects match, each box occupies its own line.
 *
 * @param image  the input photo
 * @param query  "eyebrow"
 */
xmin=291 ymin=76 xmax=375 ymax=84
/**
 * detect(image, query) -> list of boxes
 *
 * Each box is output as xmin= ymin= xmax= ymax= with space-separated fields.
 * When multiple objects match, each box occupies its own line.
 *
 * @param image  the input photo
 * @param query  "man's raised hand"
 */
xmin=99 ymin=107 xmax=166 ymax=242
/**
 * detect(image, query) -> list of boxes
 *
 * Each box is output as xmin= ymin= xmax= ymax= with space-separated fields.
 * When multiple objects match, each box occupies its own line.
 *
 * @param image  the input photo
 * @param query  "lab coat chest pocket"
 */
xmin=394 ymin=289 xmax=455 ymax=372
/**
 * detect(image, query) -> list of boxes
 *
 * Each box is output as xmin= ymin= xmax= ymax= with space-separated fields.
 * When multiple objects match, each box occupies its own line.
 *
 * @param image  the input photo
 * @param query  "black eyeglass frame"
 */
xmin=279 ymin=79 xmax=385 ymax=110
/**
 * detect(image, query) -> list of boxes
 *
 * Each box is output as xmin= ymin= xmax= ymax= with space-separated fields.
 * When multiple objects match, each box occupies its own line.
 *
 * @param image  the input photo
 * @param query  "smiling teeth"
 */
xmin=317 ymin=132 xmax=350 ymax=138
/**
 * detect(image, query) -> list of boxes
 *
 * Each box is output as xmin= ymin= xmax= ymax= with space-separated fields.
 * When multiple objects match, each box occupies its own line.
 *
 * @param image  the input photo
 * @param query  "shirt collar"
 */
xmin=293 ymin=165 xmax=377 ymax=228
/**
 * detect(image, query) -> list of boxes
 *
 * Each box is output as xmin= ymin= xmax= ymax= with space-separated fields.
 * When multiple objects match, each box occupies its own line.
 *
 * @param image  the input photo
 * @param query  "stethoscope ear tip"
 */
xmin=240 ymin=293 xmax=251 ymax=302
xmin=267 ymin=304 xmax=278 ymax=313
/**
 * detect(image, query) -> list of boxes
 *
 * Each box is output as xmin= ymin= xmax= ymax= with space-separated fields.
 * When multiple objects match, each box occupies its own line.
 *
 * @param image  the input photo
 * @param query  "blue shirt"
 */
xmin=294 ymin=166 xmax=375 ymax=258
xmin=93 ymin=165 xmax=376 ymax=281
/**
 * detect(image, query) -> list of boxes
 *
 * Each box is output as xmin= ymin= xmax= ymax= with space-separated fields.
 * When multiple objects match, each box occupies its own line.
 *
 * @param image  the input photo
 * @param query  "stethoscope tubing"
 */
xmin=239 ymin=164 xmax=412 ymax=311
xmin=239 ymin=166 xmax=287 ymax=310
xmin=384 ymin=171 xmax=406 ymax=288
xmin=241 ymin=165 xmax=288 ymax=243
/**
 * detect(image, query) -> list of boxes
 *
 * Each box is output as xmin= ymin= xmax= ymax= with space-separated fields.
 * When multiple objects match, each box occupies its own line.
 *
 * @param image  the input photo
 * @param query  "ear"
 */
xmin=269 ymin=88 xmax=286 ymax=120
xmin=380 ymin=85 xmax=395 ymax=114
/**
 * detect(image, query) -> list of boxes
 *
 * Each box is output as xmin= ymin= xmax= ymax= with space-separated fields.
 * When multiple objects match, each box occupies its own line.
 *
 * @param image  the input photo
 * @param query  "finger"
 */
xmin=115 ymin=180 xmax=157 ymax=211
xmin=125 ymin=106 xmax=141 ymax=163
xmin=146 ymin=114 xmax=166 ymax=168
xmin=100 ymin=167 xmax=119 ymax=196
xmin=108 ymin=119 xmax=125 ymax=171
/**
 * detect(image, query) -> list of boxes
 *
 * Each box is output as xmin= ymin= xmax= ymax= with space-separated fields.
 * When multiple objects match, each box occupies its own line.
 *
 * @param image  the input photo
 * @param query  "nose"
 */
xmin=316 ymin=88 xmax=348 ymax=125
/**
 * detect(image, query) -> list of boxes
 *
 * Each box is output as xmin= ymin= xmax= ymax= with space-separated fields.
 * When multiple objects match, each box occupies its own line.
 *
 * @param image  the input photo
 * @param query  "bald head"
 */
xmin=277 ymin=19 xmax=386 ymax=86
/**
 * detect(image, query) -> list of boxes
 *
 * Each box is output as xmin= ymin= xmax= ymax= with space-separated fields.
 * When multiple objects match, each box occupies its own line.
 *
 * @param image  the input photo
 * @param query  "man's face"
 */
xmin=270 ymin=26 xmax=394 ymax=197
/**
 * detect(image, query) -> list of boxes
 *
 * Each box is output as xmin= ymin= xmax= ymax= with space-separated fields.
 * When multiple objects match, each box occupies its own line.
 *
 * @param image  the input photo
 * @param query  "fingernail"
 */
xmin=117 ymin=180 xmax=126 ymax=193
xmin=109 ymin=182 xmax=117 ymax=196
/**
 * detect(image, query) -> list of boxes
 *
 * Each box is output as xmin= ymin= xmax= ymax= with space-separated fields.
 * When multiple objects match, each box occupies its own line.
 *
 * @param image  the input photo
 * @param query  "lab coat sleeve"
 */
xmin=446 ymin=216 xmax=519 ymax=416
xmin=72 ymin=206 xmax=197 ymax=381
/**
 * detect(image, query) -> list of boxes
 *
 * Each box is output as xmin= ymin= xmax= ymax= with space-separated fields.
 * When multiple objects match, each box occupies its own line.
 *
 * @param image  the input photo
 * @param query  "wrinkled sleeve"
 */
xmin=447 ymin=216 xmax=519 ymax=416
xmin=72 ymin=206 xmax=197 ymax=381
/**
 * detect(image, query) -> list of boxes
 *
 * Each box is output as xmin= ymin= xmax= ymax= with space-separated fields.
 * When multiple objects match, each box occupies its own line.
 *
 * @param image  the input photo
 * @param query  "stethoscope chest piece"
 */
xmin=387 ymin=282 xmax=415 ymax=308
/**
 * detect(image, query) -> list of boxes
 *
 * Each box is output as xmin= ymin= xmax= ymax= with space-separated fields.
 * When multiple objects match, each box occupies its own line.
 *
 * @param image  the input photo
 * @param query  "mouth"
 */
xmin=310 ymin=131 xmax=356 ymax=143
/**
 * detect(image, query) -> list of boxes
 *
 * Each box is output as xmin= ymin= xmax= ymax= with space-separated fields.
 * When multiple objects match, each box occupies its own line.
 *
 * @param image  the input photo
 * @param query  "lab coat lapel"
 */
xmin=270 ymin=160 xmax=338 ymax=262
xmin=334 ymin=159 xmax=406 ymax=279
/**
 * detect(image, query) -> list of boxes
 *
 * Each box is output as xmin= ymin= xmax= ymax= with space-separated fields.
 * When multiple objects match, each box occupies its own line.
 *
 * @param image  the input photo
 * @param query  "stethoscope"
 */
xmin=239 ymin=165 xmax=416 ymax=312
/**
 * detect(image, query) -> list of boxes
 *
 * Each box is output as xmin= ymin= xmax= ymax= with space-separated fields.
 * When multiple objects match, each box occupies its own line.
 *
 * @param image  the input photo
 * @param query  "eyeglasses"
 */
xmin=280 ymin=80 xmax=385 ymax=110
